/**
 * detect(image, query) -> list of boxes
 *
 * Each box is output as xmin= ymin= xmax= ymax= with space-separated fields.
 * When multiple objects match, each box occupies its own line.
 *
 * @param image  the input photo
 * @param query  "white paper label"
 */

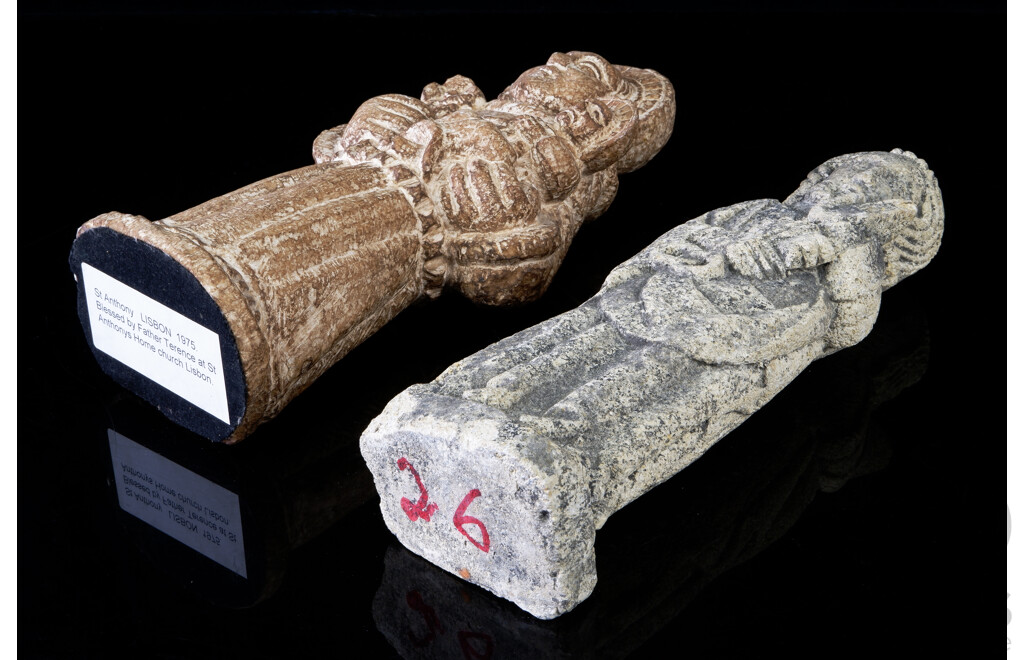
xmin=81 ymin=262 xmax=230 ymax=424
xmin=108 ymin=429 xmax=247 ymax=578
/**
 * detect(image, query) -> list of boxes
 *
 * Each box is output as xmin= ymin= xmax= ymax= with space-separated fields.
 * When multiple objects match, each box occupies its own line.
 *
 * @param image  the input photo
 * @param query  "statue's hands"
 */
xmin=441 ymin=157 xmax=539 ymax=232
xmin=725 ymin=237 xmax=786 ymax=280
xmin=414 ymin=111 xmax=572 ymax=304
xmin=726 ymin=223 xmax=837 ymax=279
xmin=422 ymin=111 xmax=546 ymax=240
xmin=775 ymin=231 xmax=837 ymax=270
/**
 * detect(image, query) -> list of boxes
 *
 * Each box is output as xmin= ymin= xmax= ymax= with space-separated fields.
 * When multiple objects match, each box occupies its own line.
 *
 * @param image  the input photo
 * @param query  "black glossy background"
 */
xmin=20 ymin=7 xmax=1003 ymax=658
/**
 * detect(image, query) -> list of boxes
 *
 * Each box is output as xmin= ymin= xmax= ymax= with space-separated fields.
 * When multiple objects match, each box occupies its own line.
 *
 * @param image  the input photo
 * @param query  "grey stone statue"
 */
xmin=359 ymin=149 xmax=944 ymax=619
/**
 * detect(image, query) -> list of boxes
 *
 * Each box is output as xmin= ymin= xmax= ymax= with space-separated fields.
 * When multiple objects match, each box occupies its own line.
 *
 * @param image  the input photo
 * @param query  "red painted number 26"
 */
xmin=397 ymin=457 xmax=491 ymax=553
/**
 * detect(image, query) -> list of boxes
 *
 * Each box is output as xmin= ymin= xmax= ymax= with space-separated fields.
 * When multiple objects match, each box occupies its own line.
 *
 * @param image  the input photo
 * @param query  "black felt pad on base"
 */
xmin=69 ymin=228 xmax=246 ymax=441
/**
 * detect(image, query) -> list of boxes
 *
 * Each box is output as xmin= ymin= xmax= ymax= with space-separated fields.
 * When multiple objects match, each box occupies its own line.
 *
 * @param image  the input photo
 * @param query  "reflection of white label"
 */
xmin=108 ymin=429 xmax=247 ymax=578
xmin=81 ymin=262 xmax=230 ymax=424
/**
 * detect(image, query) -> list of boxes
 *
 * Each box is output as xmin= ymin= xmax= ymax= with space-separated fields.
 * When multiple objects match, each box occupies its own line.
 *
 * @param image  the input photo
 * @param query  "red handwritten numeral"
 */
xmin=405 ymin=590 xmax=444 ymax=647
xmin=395 ymin=458 xmax=491 ymax=552
xmin=397 ymin=457 xmax=438 ymax=522
xmin=453 ymin=489 xmax=490 ymax=553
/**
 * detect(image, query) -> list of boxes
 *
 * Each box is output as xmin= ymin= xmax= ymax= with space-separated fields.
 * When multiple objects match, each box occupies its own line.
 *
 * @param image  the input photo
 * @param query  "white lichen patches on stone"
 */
xmin=361 ymin=149 xmax=944 ymax=618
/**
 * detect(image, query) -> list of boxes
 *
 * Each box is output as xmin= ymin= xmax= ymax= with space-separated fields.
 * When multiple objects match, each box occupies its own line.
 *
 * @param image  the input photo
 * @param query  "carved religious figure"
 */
xmin=359 ymin=149 xmax=944 ymax=619
xmin=70 ymin=52 xmax=674 ymax=442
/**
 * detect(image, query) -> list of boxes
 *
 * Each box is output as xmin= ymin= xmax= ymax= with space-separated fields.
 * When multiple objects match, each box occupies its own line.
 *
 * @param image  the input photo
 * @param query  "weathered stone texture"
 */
xmin=371 ymin=297 xmax=930 ymax=654
xmin=73 ymin=52 xmax=675 ymax=442
xmin=360 ymin=149 xmax=944 ymax=618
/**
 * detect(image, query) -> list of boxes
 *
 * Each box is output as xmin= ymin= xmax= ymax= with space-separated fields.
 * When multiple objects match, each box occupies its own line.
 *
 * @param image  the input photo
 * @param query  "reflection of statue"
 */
xmin=71 ymin=52 xmax=674 ymax=442
xmin=104 ymin=390 xmax=376 ymax=607
xmin=360 ymin=150 xmax=943 ymax=619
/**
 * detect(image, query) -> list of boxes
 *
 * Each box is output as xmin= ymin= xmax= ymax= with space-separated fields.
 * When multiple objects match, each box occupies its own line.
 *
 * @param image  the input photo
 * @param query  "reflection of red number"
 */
xmin=458 ymin=630 xmax=494 ymax=660
xmin=397 ymin=457 xmax=438 ymax=522
xmin=405 ymin=590 xmax=444 ymax=647
xmin=403 ymin=589 xmax=495 ymax=659
xmin=453 ymin=489 xmax=490 ymax=552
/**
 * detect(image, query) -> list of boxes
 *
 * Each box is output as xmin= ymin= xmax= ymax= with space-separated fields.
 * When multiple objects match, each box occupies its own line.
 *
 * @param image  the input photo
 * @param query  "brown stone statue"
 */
xmin=70 ymin=52 xmax=675 ymax=443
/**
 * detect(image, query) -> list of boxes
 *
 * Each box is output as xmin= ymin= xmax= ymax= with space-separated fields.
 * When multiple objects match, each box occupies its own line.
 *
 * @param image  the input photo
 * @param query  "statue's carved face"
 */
xmin=786 ymin=151 xmax=944 ymax=289
xmin=499 ymin=53 xmax=639 ymax=173
xmin=503 ymin=52 xmax=620 ymax=114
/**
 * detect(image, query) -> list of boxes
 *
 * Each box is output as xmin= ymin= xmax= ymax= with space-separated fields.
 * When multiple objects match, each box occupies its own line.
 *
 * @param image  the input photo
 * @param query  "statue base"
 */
xmin=70 ymin=227 xmax=247 ymax=442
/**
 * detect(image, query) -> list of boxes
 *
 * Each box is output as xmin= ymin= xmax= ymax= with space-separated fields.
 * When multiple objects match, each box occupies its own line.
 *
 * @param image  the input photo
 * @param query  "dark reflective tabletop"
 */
xmin=20 ymin=7 xmax=1002 ymax=657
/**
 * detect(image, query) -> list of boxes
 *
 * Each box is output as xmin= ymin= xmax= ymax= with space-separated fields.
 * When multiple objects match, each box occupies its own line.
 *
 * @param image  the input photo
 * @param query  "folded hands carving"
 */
xmin=313 ymin=51 xmax=675 ymax=304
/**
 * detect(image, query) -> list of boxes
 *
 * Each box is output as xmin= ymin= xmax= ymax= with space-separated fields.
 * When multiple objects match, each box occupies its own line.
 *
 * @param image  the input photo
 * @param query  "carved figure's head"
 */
xmin=506 ymin=52 xmax=618 ymax=111
xmin=785 ymin=149 xmax=944 ymax=288
xmin=499 ymin=52 xmax=675 ymax=174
